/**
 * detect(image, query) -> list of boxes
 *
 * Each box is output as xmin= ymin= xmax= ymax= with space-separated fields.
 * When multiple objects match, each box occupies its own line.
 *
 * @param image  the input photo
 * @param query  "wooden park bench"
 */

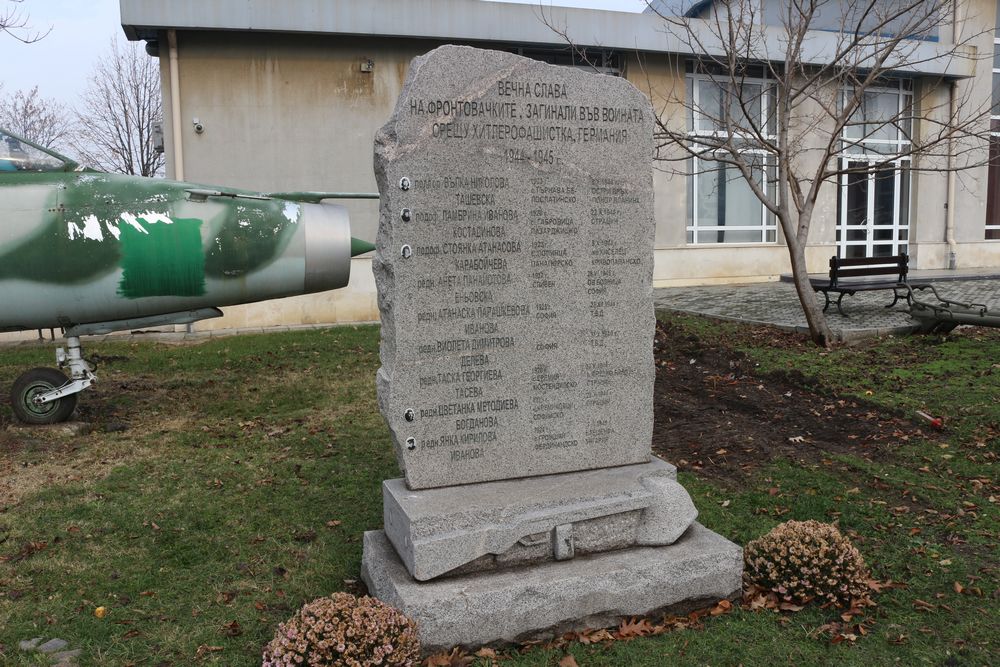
xmin=810 ymin=254 xmax=932 ymax=316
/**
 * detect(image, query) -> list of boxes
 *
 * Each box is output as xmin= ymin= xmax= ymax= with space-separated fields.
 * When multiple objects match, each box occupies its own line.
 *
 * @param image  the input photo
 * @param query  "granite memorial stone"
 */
xmin=362 ymin=45 xmax=742 ymax=652
xmin=373 ymin=44 xmax=655 ymax=490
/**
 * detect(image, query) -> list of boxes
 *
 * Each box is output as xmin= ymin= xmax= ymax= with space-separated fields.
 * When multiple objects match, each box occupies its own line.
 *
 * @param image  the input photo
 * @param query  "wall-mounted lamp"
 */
xmin=152 ymin=122 xmax=164 ymax=153
xmin=360 ymin=58 xmax=375 ymax=73
xmin=192 ymin=117 xmax=205 ymax=134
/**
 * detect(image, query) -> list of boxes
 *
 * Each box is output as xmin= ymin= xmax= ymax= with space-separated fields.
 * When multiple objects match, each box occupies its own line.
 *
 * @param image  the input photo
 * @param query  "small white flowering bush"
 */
xmin=262 ymin=592 xmax=420 ymax=666
xmin=744 ymin=520 xmax=870 ymax=606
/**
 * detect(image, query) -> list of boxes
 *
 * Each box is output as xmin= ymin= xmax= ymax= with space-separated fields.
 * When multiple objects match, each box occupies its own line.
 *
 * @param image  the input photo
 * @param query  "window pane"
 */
xmin=873 ymin=167 xmax=896 ymax=227
xmin=689 ymin=158 xmax=772 ymax=244
xmin=841 ymin=82 xmax=912 ymax=148
xmin=725 ymin=165 xmax=762 ymax=226
xmin=844 ymin=91 xmax=865 ymax=139
xmin=986 ymin=136 xmax=1000 ymax=235
xmin=687 ymin=158 xmax=695 ymax=228
xmin=729 ymin=82 xmax=761 ymax=130
xmin=872 ymin=244 xmax=894 ymax=257
xmin=994 ymin=73 xmax=1000 ymax=110
xmin=686 ymin=77 xmax=694 ymax=131
xmin=711 ymin=229 xmax=763 ymax=243
xmin=899 ymin=163 xmax=910 ymax=229
xmin=846 ymin=166 xmax=868 ymax=226
xmin=697 ymin=164 xmax=721 ymax=226
xmin=846 ymin=245 xmax=867 ymax=258
xmin=899 ymin=96 xmax=912 ymax=139
xmin=865 ymin=91 xmax=898 ymax=142
xmin=697 ymin=81 xmax=722 ymax=132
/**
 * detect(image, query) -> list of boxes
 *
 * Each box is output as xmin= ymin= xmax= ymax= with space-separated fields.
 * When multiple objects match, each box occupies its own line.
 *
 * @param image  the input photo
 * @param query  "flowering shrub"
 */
xmin=262 ymin=592 xmax=420 ymax=666
xmin=744 ymin=520 xmax=870 ymax=606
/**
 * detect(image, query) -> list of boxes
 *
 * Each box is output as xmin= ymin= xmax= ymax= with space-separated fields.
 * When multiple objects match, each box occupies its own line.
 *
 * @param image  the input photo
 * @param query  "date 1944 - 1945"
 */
xmin=505 ymin=148 xmax=558 ymax=166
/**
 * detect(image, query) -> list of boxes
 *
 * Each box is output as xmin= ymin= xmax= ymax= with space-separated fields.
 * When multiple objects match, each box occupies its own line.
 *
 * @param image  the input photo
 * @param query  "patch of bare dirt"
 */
xmin=651 ymin=318 xmax=933 ymax=484
xmin=0 ymin=372 xmax=182 ymax=510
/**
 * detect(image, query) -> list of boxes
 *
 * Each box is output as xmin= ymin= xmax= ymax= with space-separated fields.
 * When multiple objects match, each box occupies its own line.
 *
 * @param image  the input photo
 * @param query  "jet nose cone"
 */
xmin=351 ymin=237 xmax=376 ymax=257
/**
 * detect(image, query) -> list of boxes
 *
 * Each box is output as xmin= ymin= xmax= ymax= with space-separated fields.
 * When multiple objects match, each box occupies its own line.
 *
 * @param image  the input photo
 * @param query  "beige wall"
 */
xmin=160 ymin=32 xmax=435 ymax=329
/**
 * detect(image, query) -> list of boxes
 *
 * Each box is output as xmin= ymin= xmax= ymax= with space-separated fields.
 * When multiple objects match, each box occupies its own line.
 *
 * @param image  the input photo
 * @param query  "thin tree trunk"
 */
xmin=785 ymin=230 xmax=833 ymax=347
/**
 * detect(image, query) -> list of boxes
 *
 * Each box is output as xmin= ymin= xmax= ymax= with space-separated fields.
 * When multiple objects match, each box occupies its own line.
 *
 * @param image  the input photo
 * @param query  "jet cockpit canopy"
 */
xmin=0 ymin=129 xmax=78 ymax=173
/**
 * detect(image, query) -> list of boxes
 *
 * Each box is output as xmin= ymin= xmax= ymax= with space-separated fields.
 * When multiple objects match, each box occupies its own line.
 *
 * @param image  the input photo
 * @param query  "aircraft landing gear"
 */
xmin=11 ymin=367 xmax=78 ymax=424
xmin=9 ymin=335 xmax=95 ymax=425
xmin=7 ymin=310 xmax=223 ymax=425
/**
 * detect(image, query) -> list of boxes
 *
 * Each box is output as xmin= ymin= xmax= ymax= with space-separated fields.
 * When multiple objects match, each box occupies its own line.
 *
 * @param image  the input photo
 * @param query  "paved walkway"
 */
xmin=654 ymin=275 xmax=1000 ymax=341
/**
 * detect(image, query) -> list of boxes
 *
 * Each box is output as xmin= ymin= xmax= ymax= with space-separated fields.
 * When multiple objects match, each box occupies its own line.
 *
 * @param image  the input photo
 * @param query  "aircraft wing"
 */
xmin=265 ymin=192 xmax=379 ymax=203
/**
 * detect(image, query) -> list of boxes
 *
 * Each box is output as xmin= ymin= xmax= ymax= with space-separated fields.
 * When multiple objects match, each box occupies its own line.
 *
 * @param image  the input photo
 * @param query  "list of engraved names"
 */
xmin=378 ymin=58 xmax=655 ymax=487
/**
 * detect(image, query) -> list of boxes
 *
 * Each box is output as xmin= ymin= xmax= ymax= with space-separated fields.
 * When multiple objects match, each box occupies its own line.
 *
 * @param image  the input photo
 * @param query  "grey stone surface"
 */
xmin=19 ymin=637 xmax=42 ymax=651
xmin=361 ymin=524 xmax=743 ymax=652
xmin=374 ymin=44 xmax=657 ymax=489
xmin=383 ymin=458 xmax=697 ymax=580
xmin=37 ymin=638 xmax=68 ymax=653
xmin=52 ymin=648 xmax=82 ymax=662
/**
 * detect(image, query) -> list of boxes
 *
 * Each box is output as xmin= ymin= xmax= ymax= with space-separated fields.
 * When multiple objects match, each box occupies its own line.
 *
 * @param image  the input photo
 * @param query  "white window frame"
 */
xmin=686 ymin=71 xmax=778 ymax=245
xmin=839 ymin=80 xmax=913 ymax=157
xmin=837 ymin=80 xmax=913 ymax=258
xmin=988 ymin=34 xmax=1000 ymax=239
xmin=837 ymin=156 xmax=911 ymax=258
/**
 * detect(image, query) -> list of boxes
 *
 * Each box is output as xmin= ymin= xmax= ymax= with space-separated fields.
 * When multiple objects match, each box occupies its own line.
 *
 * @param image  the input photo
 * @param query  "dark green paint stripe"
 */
xmin=117 ymin=218 xmax=206 ymax=298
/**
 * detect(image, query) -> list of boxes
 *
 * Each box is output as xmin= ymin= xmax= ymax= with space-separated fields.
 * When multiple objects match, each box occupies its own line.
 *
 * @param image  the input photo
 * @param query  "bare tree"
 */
xmin=71 ymin=39 xmax=164 ymax=176
xmin=0 ymin=85 xmax=73 ymax=149
xmin=640 ymin=0 xmax=989 ymax=346
xmin=1 ymin=0 xmax=49 ymax=43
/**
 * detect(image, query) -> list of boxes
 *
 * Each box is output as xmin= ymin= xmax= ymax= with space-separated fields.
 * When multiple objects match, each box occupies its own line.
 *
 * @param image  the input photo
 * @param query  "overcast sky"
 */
xmin=0 ymin=0 xmax=649 ymax=108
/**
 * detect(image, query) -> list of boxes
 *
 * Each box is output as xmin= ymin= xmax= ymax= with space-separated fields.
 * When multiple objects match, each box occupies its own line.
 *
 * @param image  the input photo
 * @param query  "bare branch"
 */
xmin=0 ymin=85 xmax=73 ymax=149
xmin=0 ymin=0 xmax=50 ymax=44
xmin=549 ymin=0 xmax=992 ymax=346
xmin=70 ymin=39 xmax=165 ymax=177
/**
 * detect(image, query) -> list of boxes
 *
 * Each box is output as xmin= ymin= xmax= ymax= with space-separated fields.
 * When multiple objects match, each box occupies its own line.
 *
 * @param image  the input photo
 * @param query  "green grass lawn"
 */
xmin=0 ymin=317 xmax=996 ymax=666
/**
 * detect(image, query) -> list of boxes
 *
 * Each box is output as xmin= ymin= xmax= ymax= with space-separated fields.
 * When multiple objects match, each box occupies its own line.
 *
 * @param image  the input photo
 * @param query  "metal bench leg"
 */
xmin=886 ymin=287 xmax=903 ymax=309
xmin=836 ymin=292 xmax=848 ymax=317
xmin=821 ymin=290 xmax=831 ymax=312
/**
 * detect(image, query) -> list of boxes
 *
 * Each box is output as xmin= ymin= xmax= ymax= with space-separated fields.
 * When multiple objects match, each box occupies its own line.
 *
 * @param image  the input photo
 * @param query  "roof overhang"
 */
xmin=119 ymin=0 xmax=974 ymax=78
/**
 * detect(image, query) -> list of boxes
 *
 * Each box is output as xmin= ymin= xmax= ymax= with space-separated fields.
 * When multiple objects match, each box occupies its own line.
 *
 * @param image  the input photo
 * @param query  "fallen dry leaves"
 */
xmin=423 ymin=576 xmax=926 ymax=662
xmin=421 ymin=600 xmax=737 ymax=666
xmin=194 ymin=644 xmax=224 ymax=659
xmin=0 ymin=540 xmax=48 ymax=563
xmin=743 ymin=579 xmax=908 ymax=645
xmin=424 ymin=647 xmax=474 ymax=667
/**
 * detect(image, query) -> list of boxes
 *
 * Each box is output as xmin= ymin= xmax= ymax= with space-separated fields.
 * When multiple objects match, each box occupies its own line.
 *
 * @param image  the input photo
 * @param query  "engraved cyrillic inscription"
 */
xmin=375 ymin=45 xmax=655 ymax=489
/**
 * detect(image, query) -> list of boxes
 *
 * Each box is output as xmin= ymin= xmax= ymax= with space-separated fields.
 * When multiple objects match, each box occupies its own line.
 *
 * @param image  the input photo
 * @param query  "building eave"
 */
xmin=119 ymin=0 xmax=974 ymax=78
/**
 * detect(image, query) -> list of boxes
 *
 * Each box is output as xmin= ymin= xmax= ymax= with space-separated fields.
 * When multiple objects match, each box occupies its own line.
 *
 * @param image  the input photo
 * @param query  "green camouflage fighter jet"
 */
xmin=0 ymin=129 xmax=376 ymax=424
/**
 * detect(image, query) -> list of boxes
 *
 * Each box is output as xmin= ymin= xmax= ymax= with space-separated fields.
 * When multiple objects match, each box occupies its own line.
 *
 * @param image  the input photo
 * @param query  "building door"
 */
xmin=837 ymin=159 xmax=910 ymax=258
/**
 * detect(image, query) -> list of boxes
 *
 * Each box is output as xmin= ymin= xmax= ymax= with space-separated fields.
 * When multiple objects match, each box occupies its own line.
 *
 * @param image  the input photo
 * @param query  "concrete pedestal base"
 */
xmin=361 ymin=523 xmax=742 ymax=653
xmin=383 ymin=458 xmax=697 ymax=580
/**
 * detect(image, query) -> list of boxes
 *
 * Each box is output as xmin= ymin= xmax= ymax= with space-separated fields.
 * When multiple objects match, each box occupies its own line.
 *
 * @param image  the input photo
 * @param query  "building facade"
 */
xmin=118 ymin=0 xmax=1000 ymax=330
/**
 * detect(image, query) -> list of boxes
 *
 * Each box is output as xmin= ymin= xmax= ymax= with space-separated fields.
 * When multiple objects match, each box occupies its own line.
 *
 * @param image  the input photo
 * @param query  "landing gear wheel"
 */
xmin=11 ymin=367 xmax=78 ymax=425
